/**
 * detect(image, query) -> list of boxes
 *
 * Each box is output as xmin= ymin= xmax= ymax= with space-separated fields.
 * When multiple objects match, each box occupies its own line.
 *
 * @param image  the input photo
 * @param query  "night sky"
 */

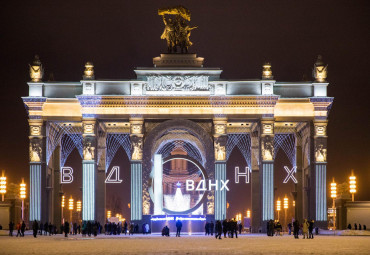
xmin=1 ymin=1 xmax=370 ymax=218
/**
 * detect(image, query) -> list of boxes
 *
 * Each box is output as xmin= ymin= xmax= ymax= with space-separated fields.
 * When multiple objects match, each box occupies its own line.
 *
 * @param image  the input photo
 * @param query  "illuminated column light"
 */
xmin=349 ymin=171 xmax=356 ymax=202
xmin=276 ymin=198 xmax=281 ymax=220
xmin=20 ymin=178 xmax=26 ymax=220
xmin=283 ymin=197 xmax=288 ymax=209
xmin=153 ymin=154 xmax=163 ymax=215
xmin=0 ymin=170 xmax=7 ymax=202
xmin=330 ymin=178 xmax=337 ymax=230
xmin=107 ymin=210 xmax=111 ymax=219
xmin=77 ymin=200 xmax=82 ymax=212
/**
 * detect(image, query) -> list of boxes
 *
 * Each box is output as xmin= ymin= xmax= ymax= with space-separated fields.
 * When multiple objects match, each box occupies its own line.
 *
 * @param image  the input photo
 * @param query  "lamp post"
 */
xmin=107 ymin=210 xmax=111 ymax=220
xmin=330 ymin=178 xmax=337 ymax=230
xmin=0 ymin=170 xmax=7 ymax=202
xmin=349 ymin=170 xmax=356 ymax=202
xmin=68 ymin=196 xmax=74 ymax=223
xmin=276 ymin=198 xmax=281 ymax=221
xmin=20 ymin=179 xmax=26 ymax=221
xmin=61 ymin=195 xmax=65 ymax=224
xmin=283 ymin=196 xmax=288 ymax=230
xmin=76 ymin=200 xmax=81 ymax=222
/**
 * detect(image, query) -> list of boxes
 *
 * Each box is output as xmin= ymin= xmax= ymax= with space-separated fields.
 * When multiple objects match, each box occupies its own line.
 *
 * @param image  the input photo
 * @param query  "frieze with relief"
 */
xmin=146 ymin=75 xmax=209 ymax=91
xmin=29 ymin=139 xmax=42 ymax=162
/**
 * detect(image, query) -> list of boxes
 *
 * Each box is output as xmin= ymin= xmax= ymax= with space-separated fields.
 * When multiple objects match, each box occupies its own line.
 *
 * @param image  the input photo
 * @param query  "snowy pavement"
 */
xmin=0 ymin=233 xmax=369 ymax=254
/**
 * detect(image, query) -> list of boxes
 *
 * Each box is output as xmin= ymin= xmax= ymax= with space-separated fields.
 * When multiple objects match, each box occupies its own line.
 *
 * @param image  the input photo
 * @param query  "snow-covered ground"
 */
xmin=0 ymin=233 xmax=369 ymax=254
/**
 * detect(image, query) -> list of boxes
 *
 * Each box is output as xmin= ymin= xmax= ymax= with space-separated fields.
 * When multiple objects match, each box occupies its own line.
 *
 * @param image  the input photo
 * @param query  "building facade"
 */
xmin=22 ymin=53 xmax=333 ymax=231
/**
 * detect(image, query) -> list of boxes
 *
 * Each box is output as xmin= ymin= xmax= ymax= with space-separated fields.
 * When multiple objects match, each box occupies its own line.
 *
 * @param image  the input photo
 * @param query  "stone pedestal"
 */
xmin=153 ymin=53 xmax=204 ymax=67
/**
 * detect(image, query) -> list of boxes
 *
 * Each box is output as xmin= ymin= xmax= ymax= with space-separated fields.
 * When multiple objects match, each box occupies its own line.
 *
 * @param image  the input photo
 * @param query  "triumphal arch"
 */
xmin=22 ymin=7 xmax=333 ymax=231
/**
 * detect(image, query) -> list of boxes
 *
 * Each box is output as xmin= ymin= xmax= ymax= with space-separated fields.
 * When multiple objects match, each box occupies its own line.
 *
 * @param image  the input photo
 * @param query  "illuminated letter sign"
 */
xmin=235 ymin=166 xmax=251 ymax=183
xmin=105 ymin=166 xmax=123 ymax=183
xmin=283 ymin=166 xmax=298 ymax=184
xmin=61 ymin=167 xmax=73 ymax=183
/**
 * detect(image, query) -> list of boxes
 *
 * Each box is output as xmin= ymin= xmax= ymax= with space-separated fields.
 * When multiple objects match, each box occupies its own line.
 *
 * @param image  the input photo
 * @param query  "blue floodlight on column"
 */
xmin=30 ymin=163 xmax=41 ymax=221
xmin=83 ymin=161 xmax=95 ymax=221
xmin=131 ymin=162 xmax=142 ymax=220
xmin=262 ymin=162 xmax=274 ymax=220
xmin=215 ymin=162 xmax=226 ymax=220
xmin=315 ymin=164 xmax=327 ymax=221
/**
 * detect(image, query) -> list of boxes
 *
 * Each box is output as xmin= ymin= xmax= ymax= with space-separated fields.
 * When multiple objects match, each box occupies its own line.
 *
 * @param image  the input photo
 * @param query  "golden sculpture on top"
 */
xmin=313 ymin=55 xmax=328 ymax=82
xmin=29 ymin=55 xmax=44 ymax=82
xmin=158 ymin=6 xmax=197 ymax=53
xmin=83 ymin=62 xmax=95 ymax=80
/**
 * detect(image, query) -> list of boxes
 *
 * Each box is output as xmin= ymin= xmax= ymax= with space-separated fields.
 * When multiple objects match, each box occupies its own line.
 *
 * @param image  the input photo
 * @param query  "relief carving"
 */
xmin=29 ymin=139 xmax=42 ymax=162
xmin=315 ymin=125 xmax=327 ymax=136
xmin=315 ymin=143 xmax=327 ymax=162
xmin=30 ymin=125 xmax=41 ymax=136
xmin=83 ymin=123 xmax=94 ymax=134
xmin=83 ymin=138 xmax=95 ymax=160
xmin=214 ymin=124 xmax=226 ymax=135
xmin=131 ymin=136 xmax=143 ymax=161
xmin=146 ymin=75 xmax=209 ymax=91
xmin=262 ymin=136 xmax=274 ymax=161
xmin=131 ymin=124 xmax=143 ymax=135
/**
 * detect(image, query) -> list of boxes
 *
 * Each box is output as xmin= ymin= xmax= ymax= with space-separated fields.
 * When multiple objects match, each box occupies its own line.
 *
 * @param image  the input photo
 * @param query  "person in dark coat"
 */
xmin=293 ymin=220 xmax=299 ymax=239
xmin=9 ymin=221 xmax=14 ymax=236
xmin=32 ymin=220 xmax=38 ymax=238
xmin=39 ymin=222 xmax=43 ymax=235
xmin=288 ymin=223 xmax=292 ymax=235
xmin=354 ymin=223 xmax=357 ymax=230
xmin=205 ymin=222 xmax=209 ymax=235
xmin=124 ymin=221 xmax=128 ymax=235
xmin=238 ymin=223 xmax=243 ymax=235
xmin=364 ymin=225 xmax=367 ymax=230
xmin=222 ymin=220 xmax=228 ymax=238
xmin=49 ymin=222 xmax=53 ymax=236
xmin=44 ymin=222 xmax=48 ymax=235
xmin=209 ymin=221 xmax=214 ymax=236
xmin=176 ymin=219 xmax=182 ymax=237
xmin=64 ymin=221 xmax=70 ymax=237
xmin=215 ymin=220 xmax=222 ymax=239
xmin=21 ymin=221 xmax=26 ymax=237
xmin=348 ymin=223 xmax=352 ymax=230
xmin=359 ymin=224 xmax=362 ymax=230
xmin=308 ymin=220 xmax=314 ymax=239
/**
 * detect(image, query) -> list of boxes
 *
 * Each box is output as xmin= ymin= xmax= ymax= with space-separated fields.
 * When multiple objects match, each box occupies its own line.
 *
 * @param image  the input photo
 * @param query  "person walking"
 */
xmin=64 ymin=221 xmax=70 ymax=237
xmin=16 ymin=222 xmax=21 ymax=237
xmin=32 ymin=220 xmax=38 ymax=238
xmin=21 ymin=221 xmax=26 ymax=237
xmin=347 ymin=223 xmax=352 ymax=230
xmin=176 ymin=219 xmax=182 ymax=237
xmin=124 ymin=221 xmax=128 ymax=235
xmin=222 ymin=219 xmax=228 ymax=238
xmin=9 ymin=221 xmax=14 ymax=236
xmin=209 ymin=221 xmax=214 ymax=236
xmin=354 ymin=223 xmax=357 ymax=230
xmin=215 ymin=220 xmax=222 ymax=239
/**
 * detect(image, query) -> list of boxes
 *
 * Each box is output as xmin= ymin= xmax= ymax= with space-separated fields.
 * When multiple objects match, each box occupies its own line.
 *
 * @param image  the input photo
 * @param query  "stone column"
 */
xmin=213 ymin=118 xmax=227 ymax=221
xmin=82 ymin=120 xmax=97 ymax=221
xmin=52 ymin=145 xmax=62 ymax=226
xmin=96 ymin=122 xmax=106 ymax=224
xmin=28 ymin=120 xmax=46 ymax=222
xmin=251 ymin=129 xmax=261 ymax=232
xmin=130 ymin=119 xmax=144 ymax=221
xmin=313 ymin=121 xmax=328 ymax=225
xmin=294 ymin=135 xmax=303 ymax=223
xmin=260 ymin=120 xmax=274 ymax=224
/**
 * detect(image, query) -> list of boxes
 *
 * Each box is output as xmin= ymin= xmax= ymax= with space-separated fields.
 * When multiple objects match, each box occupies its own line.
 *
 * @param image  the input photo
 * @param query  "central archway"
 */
xmin=143 ymin=119 xmax=214 ymax=216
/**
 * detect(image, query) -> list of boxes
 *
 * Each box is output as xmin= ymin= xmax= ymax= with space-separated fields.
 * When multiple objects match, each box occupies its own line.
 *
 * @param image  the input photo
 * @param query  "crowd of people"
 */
xmin=347 ymin=223 xmax=367 ymax=230
xmin=267 ymin=219 xmax=316 ymax=239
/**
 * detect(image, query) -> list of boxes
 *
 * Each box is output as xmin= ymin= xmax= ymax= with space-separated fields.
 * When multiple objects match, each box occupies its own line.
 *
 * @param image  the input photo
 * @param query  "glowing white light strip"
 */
xmin=105 ymin=166 xmax=123 ymax=183
xmin=283 ymin=166 xmax=298 ymax=184
xmin=151 ymin=216 xmax=206 ymax=221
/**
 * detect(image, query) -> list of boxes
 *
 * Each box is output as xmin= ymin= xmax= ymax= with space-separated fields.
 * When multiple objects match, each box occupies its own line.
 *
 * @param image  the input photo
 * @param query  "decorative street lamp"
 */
xmin=61 ymin=195 xmax=65 ymax=224
xmin=293 ymin=200 xmax=295 ymax=207
xmin=107 ymin=210 xmax=111 ymax=219
xmin=349 ymin=170 xmax=356 ymax=202
xmin=276 ymin=198 xmax=281 ymax=221
xmin=330 ymin=178 xmax=337 ymax=230
xmin=246 ymin=209 xmax=251 ymax=218
xmin=76 ymin=200 xmax=81 ymax=222
xmin=68 ymin=196 xmax=74 ymax=223
xmin=283 ymin=196 xmax=288 ymax=229
xmin=19 ymin=179 xmax=26 ymax=221
xmin=0 ymin=170 xmax=7 ymax=202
